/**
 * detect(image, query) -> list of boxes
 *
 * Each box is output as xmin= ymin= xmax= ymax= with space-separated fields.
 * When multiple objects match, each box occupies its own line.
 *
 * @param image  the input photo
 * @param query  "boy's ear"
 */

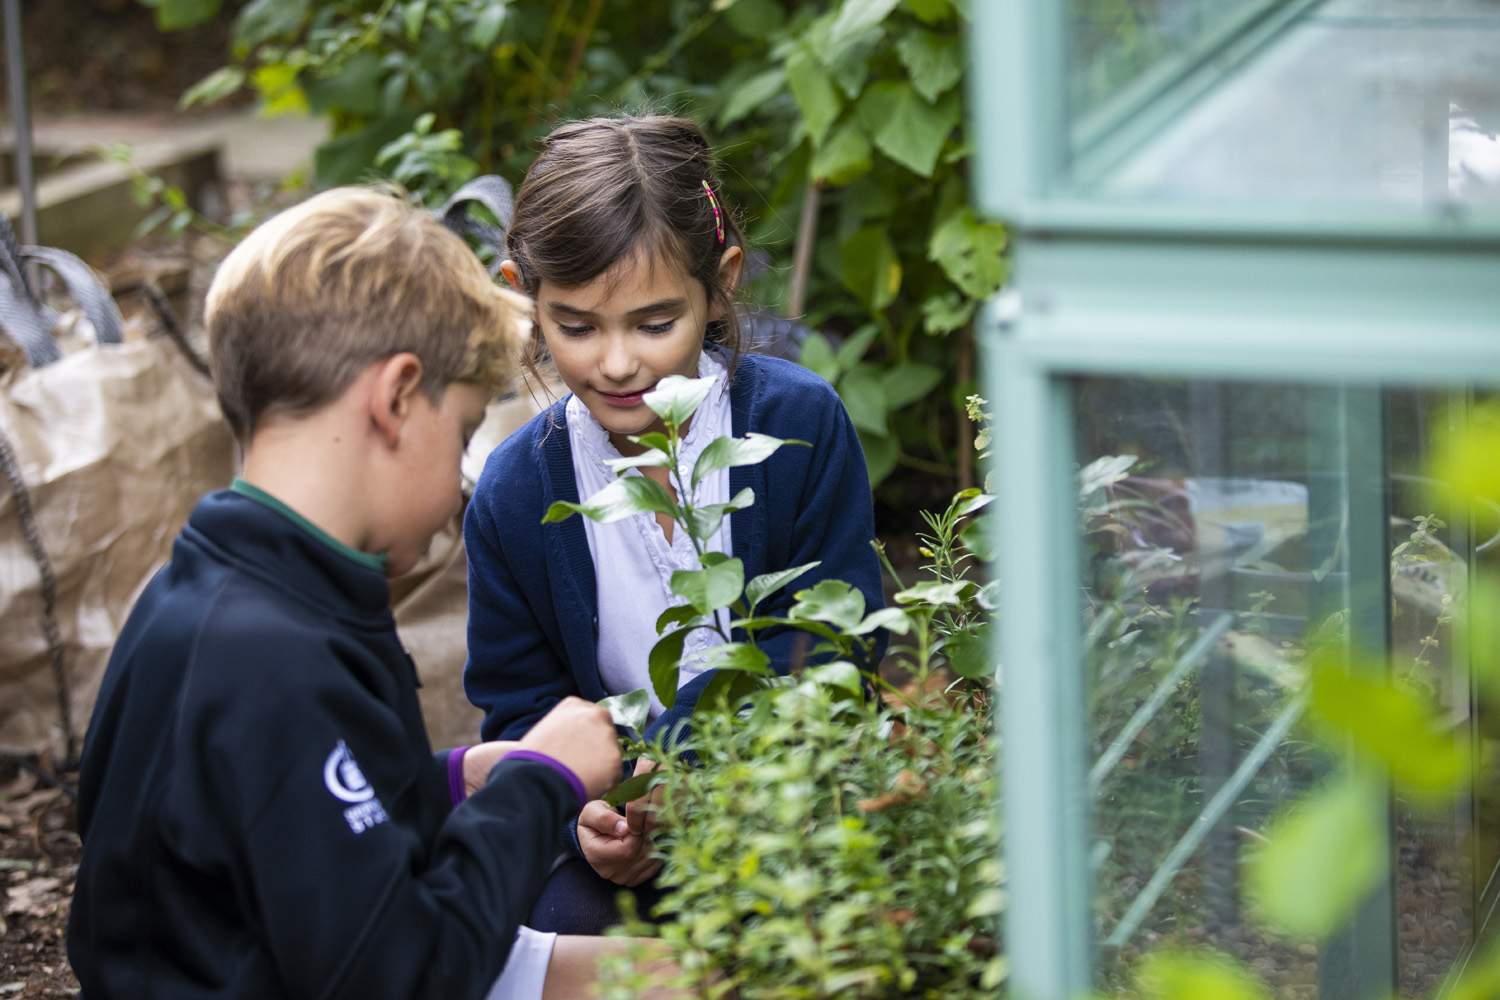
xmin=369 ymin=352 xmax=424 ymax=448
xmin=708 ymin=246 xmax=744 ymax=321
xmin=498 ymin=260 xmax=522 ymax=290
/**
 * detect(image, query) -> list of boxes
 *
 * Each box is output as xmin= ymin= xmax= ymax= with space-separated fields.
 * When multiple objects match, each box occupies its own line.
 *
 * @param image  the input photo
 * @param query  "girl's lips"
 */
xmin=596 ymin=388 xmax=649 ymax=407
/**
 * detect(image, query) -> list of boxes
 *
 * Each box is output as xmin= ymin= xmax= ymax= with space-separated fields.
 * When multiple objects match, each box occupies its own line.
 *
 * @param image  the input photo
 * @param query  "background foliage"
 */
xmin=145 ymin=0 xmax=1001 ymax=495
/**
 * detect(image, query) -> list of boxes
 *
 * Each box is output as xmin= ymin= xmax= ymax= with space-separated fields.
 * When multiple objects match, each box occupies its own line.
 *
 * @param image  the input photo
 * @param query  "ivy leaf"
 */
xmin=650 ymin=630 xmax=689 ymax=709
xmin=857 ymin=83 xmax=961 ymax=178
xmin=603 ymin=770 xmax=657 ymax=807
xmin=896 ymin=28 xmax=964 ymax=102
xmin=791 ymin=579 xmax=867 ymax=631
xmin=600 ymin=688 xmax=651 ymax=735
xmin=830 ymin=0 xmax=902 ymax=49
xmin=746 ymin=562 xmax=822 ymax=610
xmin=543 ymin=476 xmax=678 ymax=525
xmin=672 ymin=558 xmax=746 ymax=615
xmin=1247 ymin=775 xmax=1387 ymax=938
xmin=693 ymin=434 xmax=805 ymax=487
xmin=719 ymin=68 xmax=787 ymax=128
xmin=811 ymin=119 xmax=874 ymax=186
xmin=839 ymin=227 xmax=902 ymax=312
xmin=645 ymin=374 xmax=718 ymax=429
xmin=786 ymin=49 xmax=841 ymax=147
xmin=881 ymin=363 xmax=944 ymax=409
xmin=928 ymin=205 xmax=1009 ymax=299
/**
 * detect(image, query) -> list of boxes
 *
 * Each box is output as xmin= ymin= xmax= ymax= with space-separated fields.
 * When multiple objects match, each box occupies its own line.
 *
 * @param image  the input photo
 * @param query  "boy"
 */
xmin=66 ymin=188 xmax=629 ymax=999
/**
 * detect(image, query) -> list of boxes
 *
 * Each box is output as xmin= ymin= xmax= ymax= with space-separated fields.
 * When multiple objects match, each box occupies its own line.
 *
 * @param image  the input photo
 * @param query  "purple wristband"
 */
xmin=500 ymin=749 xmax=588 ymax=809
xmin=447 ymin=746 xmax=470 ymax=807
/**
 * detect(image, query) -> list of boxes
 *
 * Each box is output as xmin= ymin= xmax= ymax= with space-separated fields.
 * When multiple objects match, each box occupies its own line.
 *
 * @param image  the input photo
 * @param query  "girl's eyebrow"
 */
xmin=545 ymin=298 xmax=687 ymax=318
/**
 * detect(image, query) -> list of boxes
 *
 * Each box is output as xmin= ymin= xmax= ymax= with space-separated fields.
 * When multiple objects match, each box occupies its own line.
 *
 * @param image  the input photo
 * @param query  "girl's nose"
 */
xmin=599 ymin=332 xmax=638 ymax=383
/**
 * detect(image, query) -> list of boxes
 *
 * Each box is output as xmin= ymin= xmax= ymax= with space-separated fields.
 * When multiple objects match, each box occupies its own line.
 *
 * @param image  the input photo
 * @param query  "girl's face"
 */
xmin=511 ymin=248 xmax=741 ymax=455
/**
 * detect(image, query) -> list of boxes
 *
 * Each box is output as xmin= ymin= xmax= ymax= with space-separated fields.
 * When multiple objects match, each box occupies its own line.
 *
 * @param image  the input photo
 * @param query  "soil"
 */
xmin=0 ymin=760 xmax=79 ymax=998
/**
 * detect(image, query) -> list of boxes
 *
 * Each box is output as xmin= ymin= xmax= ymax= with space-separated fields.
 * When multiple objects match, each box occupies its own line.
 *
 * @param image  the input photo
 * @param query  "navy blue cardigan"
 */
xmin=463 ymin=352 xmax=885 ymax=746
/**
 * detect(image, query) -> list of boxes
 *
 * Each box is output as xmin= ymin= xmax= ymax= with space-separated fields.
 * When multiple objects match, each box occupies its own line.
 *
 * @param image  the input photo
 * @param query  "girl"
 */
xmin=463 ymin=115 xmax=885 ymax=933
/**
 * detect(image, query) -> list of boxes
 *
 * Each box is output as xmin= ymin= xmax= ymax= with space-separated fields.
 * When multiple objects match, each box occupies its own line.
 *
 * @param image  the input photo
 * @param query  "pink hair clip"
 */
xmin=702 ymin=180 xmax=725 ymax=244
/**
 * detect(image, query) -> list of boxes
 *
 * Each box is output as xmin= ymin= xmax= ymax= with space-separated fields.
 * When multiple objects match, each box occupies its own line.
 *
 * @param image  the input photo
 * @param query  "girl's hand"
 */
xmin=463 ymin=740 xmax=524 ymax=798
xmin=577 ymin=799 xmax=662 ymax=886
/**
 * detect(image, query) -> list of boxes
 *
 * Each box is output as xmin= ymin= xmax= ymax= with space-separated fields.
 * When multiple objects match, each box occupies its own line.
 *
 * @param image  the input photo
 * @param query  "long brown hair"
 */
xmin=505 ymin=115 xmax=745 ymax=378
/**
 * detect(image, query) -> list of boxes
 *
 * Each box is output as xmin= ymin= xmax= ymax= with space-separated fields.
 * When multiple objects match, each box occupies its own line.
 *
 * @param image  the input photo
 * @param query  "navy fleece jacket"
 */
xmin=68 ymin=491 xmax=575 ymax=1000
xmin=463 ymin=352 xmax=886 ymax=747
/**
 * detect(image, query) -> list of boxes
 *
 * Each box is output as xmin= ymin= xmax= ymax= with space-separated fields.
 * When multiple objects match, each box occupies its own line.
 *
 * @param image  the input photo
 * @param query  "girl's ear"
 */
xmin=498 ymin=260 xmax=523 ymax=290
xmin=707 ymin=246 xmax=744 ymax=321
xmin=369 ymin=352 xmax=424 ymax=449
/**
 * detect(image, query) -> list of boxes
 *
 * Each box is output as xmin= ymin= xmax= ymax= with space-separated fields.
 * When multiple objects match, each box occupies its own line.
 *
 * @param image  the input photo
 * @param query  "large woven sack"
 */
xmin=0 ymin=333 xmax=234 ymax=760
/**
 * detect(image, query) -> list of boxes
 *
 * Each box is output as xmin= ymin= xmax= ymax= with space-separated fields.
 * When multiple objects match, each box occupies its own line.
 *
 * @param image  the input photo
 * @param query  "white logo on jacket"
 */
xmin=325 ymin=740 xmax=389 ymax=834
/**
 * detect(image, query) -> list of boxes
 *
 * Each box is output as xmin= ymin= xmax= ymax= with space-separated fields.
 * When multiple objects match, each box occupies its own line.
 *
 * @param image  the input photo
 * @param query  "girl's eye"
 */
xmin=640 ymin=320 xmax=676 ymax=334
xmin=556 ymin=323 xmax=592 ymax=337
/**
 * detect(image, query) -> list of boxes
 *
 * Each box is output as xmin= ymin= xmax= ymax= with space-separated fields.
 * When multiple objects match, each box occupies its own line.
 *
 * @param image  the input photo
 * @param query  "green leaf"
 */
xmin=180 ymin=66 xmax=247 ymax=110
xmin=906 ymin=0 xmax=953 ymax=24
xmin=314 ymin=112 xmax=418 ymax=187
xmin=696 ymin=669 xmax=762 ymax=714
xmin=403 ymin=0 xmax=428 ymax=41
xmin=693 ymin=434 xmax=803 ymax=487
xmin=470 ymin=2 xmax=507 ymax=49
xmin=657 ymin=604 xmax=701 ymax=635
xmin=1311 ymin=662 xmax=1470 ymax=792
xmin=542 ymin=476 xmax=679 ymax=525
xmin=830 ymin=0 xmax=902 ymax=48
xmin=628 ymin=432 xmax=673 ymax=455
xmin=719 ymin=68 xmax=786 ymax=129
xmin=645 ymin=374 xmax=718 ymax=429
xmin=683 ymin=489 xmax=756 ymax=540
xmin=881 ymin=363 xmax=944 ymax=409
xmin=921 ymin=290 xmax=978 ymax=335
xmin=849 ymin=607 xmax=912 ymax=636
xmin=600 ymin=688 xmax=651 ymax=735
xmin=604 ymin=448 xmax=672 ymax=473
xmin=791 ymin=579 xmax=867 ymax=631
xmin=650 ymin=630 xmax=689 ymax=708
xmin=839 ymin=227 xmax=902 ymax=312
xmin=786 ymin=49 xmax=841 ymax=147
xmin=672 ymin=558 xmax=746 ymax=615
xmin=746 ymin=562 xmax=822 ymax=610
xmin=233 ymin=0 xmax=308 ymax=51
xmin=153 ymin=0 xmax=222 ymax=30
xmin=603 ymin=770 xmax=657 ymax=807
xmin=834 ymin=324 xmax=880 ymax=371
xmin=1136 ymin=950 xmax=1269 ymax=1000
xmin=798 ymin=331 xmax=839 ymax=383
xmin=839 ymin=364 xmax=890 ymax=436
xmin=807 ymin=660 xmax=864 ymax=694
xmin=896 ymin=28 xmax=964 ymax=102
xmin=252 ymin=63 xmax=310 ymax=117
xmin=928 ymin=205 xmax=1009 ymax=299
xmin=944 ymin=624 xmax=994 ymax=679
xmin=305 ymin=51 xmax=385 ymax=117
xmin=1247 ymin=775 xmax=1387 ymax=938
xmin=859 ymin=430 xmax=898 ymax=487
xmin=811 ymin=119 xmax=874 ymax=186
xmin=896 ymin=580 xmax=976 ymax=606
xmin=856 ymin=83 xmax=962 ymax=178
xmin=723 ymin=0 xmax=786 ymax=37
xmin=960 ymin=512 xmax=998 ymax=561
xmin=699 ymin=643 xmax=773 ymax=675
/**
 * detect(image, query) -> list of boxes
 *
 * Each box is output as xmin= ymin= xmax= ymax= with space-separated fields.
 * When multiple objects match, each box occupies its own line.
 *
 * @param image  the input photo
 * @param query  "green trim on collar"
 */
xmin=229 ymin=478 xmax=388 ymax=573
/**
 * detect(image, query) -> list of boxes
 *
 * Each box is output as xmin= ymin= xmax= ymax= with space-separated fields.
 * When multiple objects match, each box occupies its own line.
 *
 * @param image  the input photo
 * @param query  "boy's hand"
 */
xmin=577 ymin=799 xmax=662 ymax=886
xmin=520 ymin=697 xmax=622 ymax=800
xmin=463 ymin=741 xmax=524 ymax=798
xmin=624 ymin=758 xmax=664 ymax=839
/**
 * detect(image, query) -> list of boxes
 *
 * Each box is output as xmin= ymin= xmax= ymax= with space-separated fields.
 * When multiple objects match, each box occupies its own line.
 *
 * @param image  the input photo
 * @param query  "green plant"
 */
xmin=146 ymin=0 xmax=1006 ymax=494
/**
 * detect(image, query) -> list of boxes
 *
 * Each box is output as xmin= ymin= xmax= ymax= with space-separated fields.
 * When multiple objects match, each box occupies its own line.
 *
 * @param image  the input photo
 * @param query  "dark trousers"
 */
xmin=525 ymin=855 xmax=670 ymax=935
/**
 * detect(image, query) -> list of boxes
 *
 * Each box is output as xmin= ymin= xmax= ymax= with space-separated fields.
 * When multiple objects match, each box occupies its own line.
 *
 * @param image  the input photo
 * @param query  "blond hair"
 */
xmin=205 ymin=186 xmax=531 ymax=440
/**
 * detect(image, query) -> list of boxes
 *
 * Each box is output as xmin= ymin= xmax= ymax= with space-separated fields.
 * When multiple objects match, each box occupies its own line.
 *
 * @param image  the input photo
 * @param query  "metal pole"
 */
xmin=3 ymin=0 xmax=37 ymax=248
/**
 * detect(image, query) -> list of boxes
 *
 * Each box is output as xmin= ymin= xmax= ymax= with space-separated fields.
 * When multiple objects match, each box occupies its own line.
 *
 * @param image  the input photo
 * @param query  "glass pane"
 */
xmin=1095 ymin=0 xmax=1500 ymax=207
xmin=1073 ymin=378 xmax=1476 ymax=995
